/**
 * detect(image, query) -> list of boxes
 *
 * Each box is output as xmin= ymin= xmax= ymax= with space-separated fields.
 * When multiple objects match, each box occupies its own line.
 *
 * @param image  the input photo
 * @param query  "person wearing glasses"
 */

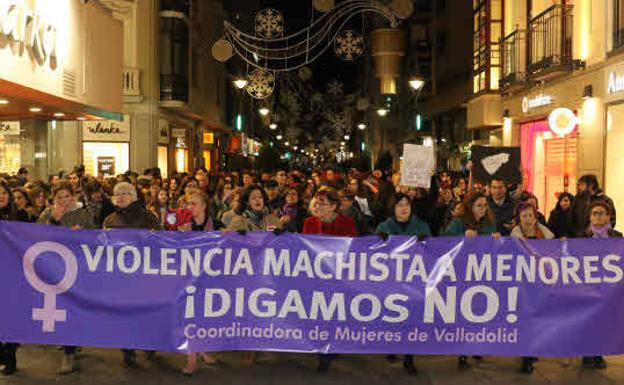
xmin=102 ymin=182 xmax=161 ymax=368
xmin=579 ymin=201 xmax=621 ymax=370
xmin=443 ymin=191 xmax=500 ymax=370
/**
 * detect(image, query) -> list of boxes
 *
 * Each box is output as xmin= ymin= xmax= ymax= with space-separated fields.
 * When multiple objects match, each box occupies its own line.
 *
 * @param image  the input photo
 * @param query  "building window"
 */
xmin=473 ymin=0 xmax=503 ymax=94
xmin=614 ymin=0 xmax=624 ymax=50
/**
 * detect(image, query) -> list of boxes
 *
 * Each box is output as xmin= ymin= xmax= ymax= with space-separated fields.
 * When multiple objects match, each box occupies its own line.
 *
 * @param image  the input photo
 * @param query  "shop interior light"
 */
xmin=0 ymin=99 xmax=9 ymax=105
xmin=276 ymin=134 xmax=283 ymax=140
xmin=344 ymin=134 xmax=350 ymax=140
xmin=258 ymin=107 xmax=270 ymax=116
xmin=29 ymin=107 xmax=42 ymax=113
xmin=284 ymin=141 xmax=290 ymax=146
xmin=77 ymin=117 xmax=86 ymax=121
xmin=293 ymin=145 xmax=298 ymax=150
xmin=269 ymin=123 xmax=277 ymax=130
xmin=340 ymin=141 xmax=346 ymax=146
xmin=233 ymin=77 xmax=249 ymax=90
xmin=54 ymin=112 xmax=65 ymax=118
xmin=358 ymin=123 xmax=366 ymax=130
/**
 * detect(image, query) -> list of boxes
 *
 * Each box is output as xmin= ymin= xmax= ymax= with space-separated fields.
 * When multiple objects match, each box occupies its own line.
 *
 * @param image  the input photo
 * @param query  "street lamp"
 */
xmin=344 ymin=134 xmax=350 ymax=140
xmin=376 ymin=107 xmax=389 ymax=117
xmin=358 ymin=123 xmax=366 ymax=130
xmin=276 ymin=134 xmax=283 ymax=140
xmin=408 ymin=76 xmax=425 ymax=92
xmin=258 ymin=107 xmax=270 ymax=116
xmin=233 ymin=77 xmax=248 ymax=90
xmin=269 ymin=123 xmax=277 ymax=130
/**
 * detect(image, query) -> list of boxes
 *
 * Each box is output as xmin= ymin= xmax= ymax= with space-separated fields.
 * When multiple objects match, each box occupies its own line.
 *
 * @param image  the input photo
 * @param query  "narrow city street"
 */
xmin=2 ymin=346 xmax=624 ymax=385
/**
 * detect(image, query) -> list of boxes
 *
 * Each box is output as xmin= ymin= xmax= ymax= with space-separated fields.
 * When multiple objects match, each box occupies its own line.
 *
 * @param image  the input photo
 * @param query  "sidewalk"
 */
xmin=2 ymin=345 xmax=624 ymax=385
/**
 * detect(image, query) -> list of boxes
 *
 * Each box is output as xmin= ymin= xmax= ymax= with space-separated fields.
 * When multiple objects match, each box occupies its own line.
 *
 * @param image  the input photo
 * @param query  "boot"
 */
xmin=594 ymin=356 xmax=607 ymax=369
xmin=521 ymin=357 xmax=534 ymax=374
xmin=122 ymin=349 xmax=136 ymax=368
xmin=458 ymin=355 xmax=470 ymax=371
xmin=59 ymin=354 xmax=75 ymax=375
xmin=2 ymin=345 xmax=16 ymax=376
xmin=403 ymin=355 xmax=417 ymax=375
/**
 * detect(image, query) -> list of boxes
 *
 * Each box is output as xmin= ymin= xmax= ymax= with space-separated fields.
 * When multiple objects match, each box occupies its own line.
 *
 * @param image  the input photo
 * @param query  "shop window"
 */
xmin=158 ymin=146 xmax=169 ymax=179
xmin=606 ymin=104 xmax=624 ymax=232
xmin=0 ymin=135 xmax=21 ymax=174
xmin=160 ymin=16 xmax=189 ymax=102
xmin=83 ymin=143 xmax=129 ymax=178
xmin=613 ymin=0 xmax=624 ymax=50
xmin=473 ymin=0 xmax=503 ymax=94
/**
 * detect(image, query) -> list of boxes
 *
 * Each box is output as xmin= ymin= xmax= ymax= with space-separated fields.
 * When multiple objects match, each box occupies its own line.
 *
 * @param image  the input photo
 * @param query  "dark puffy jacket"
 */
xmin=488 ymin=195 xmax=517 ymax=236
xmin=103 ymin=201 xmax=161 ymax=230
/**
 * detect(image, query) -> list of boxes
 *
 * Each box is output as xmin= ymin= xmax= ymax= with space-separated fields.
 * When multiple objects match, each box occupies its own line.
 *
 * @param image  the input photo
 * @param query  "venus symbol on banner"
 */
xmin=22 ymin=242 xmax=78 ymax=333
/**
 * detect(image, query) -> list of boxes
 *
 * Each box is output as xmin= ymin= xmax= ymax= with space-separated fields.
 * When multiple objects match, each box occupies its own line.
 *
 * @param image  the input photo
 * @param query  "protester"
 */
xmin=547 ymin=192 xmax=576 ymax=238
xmin=487 ymin=177 xmax=517 ymax=236
xmin=280 ymin=187 xmax=306 ymax=233
xmin=511 ymin=202 xmax=554 ymax=240
xmin=302 ymin=186 xmax=357 ymax=372
xmin=573 ymin=174 xmax=616 ymax=231
xmin=518 ymin=191 xmax=547 ymax=225
xmin=82 ymin=178 xmax=115 ymax=227
xmin=220 ymin=188 xmax=241 ymax=228
xmin=11 ymin=187 xmax=36 ymax=222
xmin=580 ymin=201 xmax=622 ymax=369
xmin=338 ymin=189 xmax=371 ymax=234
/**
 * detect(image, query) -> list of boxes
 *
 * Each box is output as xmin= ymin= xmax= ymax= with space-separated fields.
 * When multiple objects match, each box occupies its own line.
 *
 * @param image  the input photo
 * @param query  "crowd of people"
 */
xmin=0 ymin=164 xmax=618 ymax=376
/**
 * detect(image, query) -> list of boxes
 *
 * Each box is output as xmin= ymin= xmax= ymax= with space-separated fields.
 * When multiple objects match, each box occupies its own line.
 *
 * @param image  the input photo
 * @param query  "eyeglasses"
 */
xmin=591 ymin=211 xmax=607 ymax=217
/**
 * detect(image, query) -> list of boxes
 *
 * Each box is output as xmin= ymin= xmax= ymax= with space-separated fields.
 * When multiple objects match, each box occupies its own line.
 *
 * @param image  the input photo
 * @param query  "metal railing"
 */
xmin=122 ymin=67 xmax=141 ymax=97
xmin=160 ymin=74 xmax=188 ymax=102
xmin=500 ymin=29 xmax=527 ymax=88
xmin=527 ymin=4 xmax=574 ymax=77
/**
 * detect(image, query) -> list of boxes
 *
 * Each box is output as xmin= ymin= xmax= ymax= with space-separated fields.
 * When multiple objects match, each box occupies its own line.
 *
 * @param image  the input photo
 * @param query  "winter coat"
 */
xmin=102 ymin=201 xmax=161 ymax=230
xmin=375 ymin=216 xmax=432 ymax=237
xmin=488 ymin=196 xmax=517 ymax=236
xmin=547 ymin=208 xmax=576 ymax=238
xmin=228 ymin=212 xmax=282 ymax=232
xmin=0 ymin=204 xmax=29 ymax=223
xmin=510 ymin=223 xmax=554 ymax=240
xmin=37 ymin=204 xmax=96 ymax=229
xmin=443 ymin=218 xmax=497 ymax=236
xmin=303 ymin=213 xmax=358 ymax=237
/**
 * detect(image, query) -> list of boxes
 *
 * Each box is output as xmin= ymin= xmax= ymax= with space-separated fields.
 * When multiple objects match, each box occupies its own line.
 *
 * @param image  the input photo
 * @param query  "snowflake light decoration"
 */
xmin=334 ymin=30 xmax=364 ymax=61
xmin=255 ymin=8 xmax=284 ymax=38
xmin=326 ymin=80 xmax=344 ymax=97
xmin=246 ymin=69 xmax=275 ymax=99
xmin=327 ymin=111 xmax=346 ymax=131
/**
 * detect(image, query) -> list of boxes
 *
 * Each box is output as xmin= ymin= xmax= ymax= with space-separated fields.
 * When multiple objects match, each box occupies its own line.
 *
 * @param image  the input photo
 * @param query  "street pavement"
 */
xmin=2 ymin=346 xmax=624 ymax=385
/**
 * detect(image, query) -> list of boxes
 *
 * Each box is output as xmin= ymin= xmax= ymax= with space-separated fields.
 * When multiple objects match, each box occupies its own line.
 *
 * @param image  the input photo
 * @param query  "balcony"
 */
xmin=160 ymin=74 xmax=189 ymax=107
xmin=613 ymin=28 xmax=624 ymax=52
xmin=527 ymin=4 xmax=575 ymax=80
xmin=122 ymin=67 xmax=142 ymax=102
xmin=500 ymin=29 xmax=528 ymax=90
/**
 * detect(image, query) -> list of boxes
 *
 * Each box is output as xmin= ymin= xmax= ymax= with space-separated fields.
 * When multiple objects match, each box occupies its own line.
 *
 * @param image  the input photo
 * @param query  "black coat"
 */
xmin=547 ymin=209 xmax=576 ymax=238
xmin=0 ymin=204 xmax=29 ymax=222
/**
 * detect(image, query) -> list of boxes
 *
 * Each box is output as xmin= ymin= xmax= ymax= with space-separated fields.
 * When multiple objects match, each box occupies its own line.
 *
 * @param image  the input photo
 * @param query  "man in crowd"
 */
xmin=573 ymin=174 xmax=616 ymax=231
xmin=487 ymin=177 xmax=517 ymax=236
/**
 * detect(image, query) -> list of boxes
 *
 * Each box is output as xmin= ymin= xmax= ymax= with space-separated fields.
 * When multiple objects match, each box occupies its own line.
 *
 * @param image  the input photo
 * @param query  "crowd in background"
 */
xmin=0 ymin=163 xmax=618 ymax=376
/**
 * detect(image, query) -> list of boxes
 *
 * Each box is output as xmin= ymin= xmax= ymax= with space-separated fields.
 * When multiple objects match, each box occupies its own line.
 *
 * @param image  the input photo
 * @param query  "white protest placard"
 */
xmin=400 ymin=143 xmax=434 ymax=188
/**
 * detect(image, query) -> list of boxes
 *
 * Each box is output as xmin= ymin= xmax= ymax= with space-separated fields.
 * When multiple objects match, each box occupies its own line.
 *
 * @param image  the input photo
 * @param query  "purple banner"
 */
xmin=1 ymin=221 xmax=624 ymax=356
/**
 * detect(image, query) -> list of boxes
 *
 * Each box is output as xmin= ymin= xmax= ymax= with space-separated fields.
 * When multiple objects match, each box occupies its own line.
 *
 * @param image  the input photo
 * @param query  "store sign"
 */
xmin=158 ymin=119 xmax=170 ymax=144
xmin=522 ymin=94 xmax=553 ymax=113
xmin=0 ymin=2 xmax=58 ymax=66
xmin=82 ymin=115 xmax=130 ymax=142
xmin=607 ymin=71 xmax=624 ymax=95
xmin=0 ymin=121 xmax=20 ymax=136
xmin=171 ymin=128 xmax=186 ymax=138
xmin=548 ymin=108 xmax=577 ymax=137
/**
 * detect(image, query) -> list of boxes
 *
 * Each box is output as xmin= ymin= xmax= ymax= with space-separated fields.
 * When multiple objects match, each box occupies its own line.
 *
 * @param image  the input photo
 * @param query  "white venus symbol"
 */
xmin=22 ymin=242 xmax=78 ymax=333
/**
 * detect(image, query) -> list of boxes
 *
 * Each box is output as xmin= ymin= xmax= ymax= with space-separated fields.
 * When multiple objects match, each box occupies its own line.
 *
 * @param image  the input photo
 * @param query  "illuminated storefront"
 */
xmin=172 ymin=128 xmax=188 ymax=173
xmin=81 ymin=116 xmax=130 ymax=177
xmin=605 ymin=62 xmax=624 ymax=232
xmin=0 ymin=121 xmax=21 ymax=174
xmin=158 ymin=119 xmax=170 ymax=178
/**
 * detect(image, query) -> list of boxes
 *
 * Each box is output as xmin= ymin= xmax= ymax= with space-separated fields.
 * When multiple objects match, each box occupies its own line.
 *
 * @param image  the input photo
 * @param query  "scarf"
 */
xmin=591 ymin=223 xmax=612 ymax=238
xmin=244 ymin=208 xmax=268 ymax=229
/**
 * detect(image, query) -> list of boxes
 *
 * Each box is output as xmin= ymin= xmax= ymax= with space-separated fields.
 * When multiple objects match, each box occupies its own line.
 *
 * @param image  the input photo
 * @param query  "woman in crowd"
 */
xmin=220 ymin=188 xmax=241 ymax=228
xmin=168 ymin=177 xmax=180 ymax=203
xmin=0 ymin=181 xmax=30 ymax=375
xmin=148 ymin=188 xmax=171 ymax=225
xmin=303 ymin=186 xmax=357 ymax=372
xmin=443 ymin=191 xmax=500 ymax=370
xmin=338 ymin=189 xmax=371 ymax=235
xmin=511 ymin=202 xmax=554 ymax=241
xmin=430 ymin=185 xmax=455 ymax=236
xmin=346 ymin=177 xmax=377 ymax=230
xmin=176 ymin=178 xmax=200 ymax=208
xmin=453 ymin=177 xmax=467 ymax=202
xmin=11 ymin=187 xmax=35 ymax=222
xmin=509 ymin=202 xmax=553 ymax=373
xmin=518 ymin=192 xmax=546 ymax=225
xmin=28 ymin=186 xmax=48 ymax=219
xmin=375 ymin=192 xmax=431 ymax=376
xmin=37 ymin=181 xmax=95 ymax=374
xmin=579 ymin=201 xmax=622 ymax=370
xmin=212 ymin=182 xmax=234 ymax=222
xmin=174 ymin=189 xmax=219 ymax=375
xmin=281 ymin=187 xmax=307 ymax=233
xmin=227 ymin=184 xmax=282 ymax=365
xmin=547 ymin=192 xmax=576 ymax=238
xmin=103 ymin=182 xmax=161 ymax=368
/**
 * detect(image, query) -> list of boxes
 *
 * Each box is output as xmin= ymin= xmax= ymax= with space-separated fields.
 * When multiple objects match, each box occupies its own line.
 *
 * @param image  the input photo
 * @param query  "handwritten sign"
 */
xmin=400 ymin=144 xmax=434 ymax=188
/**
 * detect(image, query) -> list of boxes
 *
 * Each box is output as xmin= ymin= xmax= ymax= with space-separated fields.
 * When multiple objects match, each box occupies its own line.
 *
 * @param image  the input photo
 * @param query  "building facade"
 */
xmin=466 ymin=0 xmax=624 ymax=229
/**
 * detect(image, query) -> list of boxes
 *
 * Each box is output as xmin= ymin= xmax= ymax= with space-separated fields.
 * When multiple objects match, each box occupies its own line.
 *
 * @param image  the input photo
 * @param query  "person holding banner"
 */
xmin=303 ymin=186 xmax=357 ymax=372
xmin=546 ymin=192 xmax=576 ymax=239
xmin=509 ymin=201 xmax=553 ymax=373
xmin=103 ymin=182 xmax=161 ymax=369
xmin=580 ymin=201 xmax=622 ymax=370
xmin=0 ymin=180 xmax=30 ymax=376
xmin=174 ymin=189 xmax=219 ymax=375
xmin=443 ymin=191 xmax=500 ymax=370
xmin=375 ymin=192 xmax=431 ymax=375
xmin=227 ymin=184 xmax=283 ymax=365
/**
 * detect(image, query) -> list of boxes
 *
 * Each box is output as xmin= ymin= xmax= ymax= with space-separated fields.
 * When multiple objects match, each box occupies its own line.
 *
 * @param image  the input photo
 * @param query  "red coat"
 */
xmin=303 ymin=213 xmax=358 ymax=237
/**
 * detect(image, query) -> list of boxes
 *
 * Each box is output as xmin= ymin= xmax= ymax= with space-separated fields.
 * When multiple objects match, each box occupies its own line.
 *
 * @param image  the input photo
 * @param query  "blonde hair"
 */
xmin=112 ymin=182 xmax=137 ymax=205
